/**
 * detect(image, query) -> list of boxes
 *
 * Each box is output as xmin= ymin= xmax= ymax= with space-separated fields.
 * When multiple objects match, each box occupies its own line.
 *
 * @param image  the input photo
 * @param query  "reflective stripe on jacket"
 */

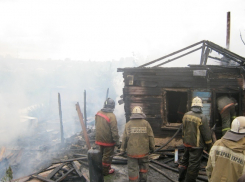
xmin=217 ymin=96 xmax=236 ymax=113
xmin=182 ymin=109 xmax=212 ymax=148
xmin=95 ymin=111 xmax=119 ymax=146
xmin=206 ymin=138 xmax=245 ymax=182
xmin=120 ymin=119 xmax=155 ymax=158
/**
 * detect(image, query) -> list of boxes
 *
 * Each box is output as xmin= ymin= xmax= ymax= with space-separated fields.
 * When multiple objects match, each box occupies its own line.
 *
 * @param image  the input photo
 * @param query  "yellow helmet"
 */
xmin=191 ymin=96 xmax=203 ymax=107
xmin=131 ymin=106 xmax=143 ymax=114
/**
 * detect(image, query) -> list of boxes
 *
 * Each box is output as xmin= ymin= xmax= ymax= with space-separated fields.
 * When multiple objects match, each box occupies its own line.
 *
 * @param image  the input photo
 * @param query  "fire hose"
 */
xmin=154 ymin=124 xmax=182 ymax=153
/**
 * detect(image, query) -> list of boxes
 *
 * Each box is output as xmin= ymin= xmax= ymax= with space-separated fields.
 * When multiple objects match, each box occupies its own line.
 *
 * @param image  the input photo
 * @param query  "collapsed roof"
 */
xmin=137 ymin=40 xmax=245 ymax=67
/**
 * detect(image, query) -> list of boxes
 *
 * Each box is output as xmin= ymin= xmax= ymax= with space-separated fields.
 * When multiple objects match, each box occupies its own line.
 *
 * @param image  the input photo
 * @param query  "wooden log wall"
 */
xmin=118 ymin=66 xmax=245 ymax=138
xmin=123 ymin=87 xmax=164 ymax=137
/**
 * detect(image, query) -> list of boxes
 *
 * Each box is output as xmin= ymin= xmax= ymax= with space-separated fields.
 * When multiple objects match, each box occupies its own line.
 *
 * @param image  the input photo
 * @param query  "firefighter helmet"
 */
xmin=104 ymin=98 xmax=115 ymax=109
xmin=231 ymin=116 xmax=245 ymax=133
xmin=131 ymin=106 xmax=143 ymax=114
xmin=191 ymin=96 xmax=203 ymax=107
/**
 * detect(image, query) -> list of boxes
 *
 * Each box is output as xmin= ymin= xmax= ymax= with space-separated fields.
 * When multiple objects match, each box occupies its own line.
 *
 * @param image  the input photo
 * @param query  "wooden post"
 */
xmin=76 ymin=102 xmax=91 ymax=149
xmin=84 ymin=90 xmax=87 ymax=128
xmin=58 ymin=93 xmax=64 ymax=145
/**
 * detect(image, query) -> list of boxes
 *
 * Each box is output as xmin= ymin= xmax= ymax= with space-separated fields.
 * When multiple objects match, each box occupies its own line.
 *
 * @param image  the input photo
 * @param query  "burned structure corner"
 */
xmin=117 ymin=40 xmax=245 ymax=140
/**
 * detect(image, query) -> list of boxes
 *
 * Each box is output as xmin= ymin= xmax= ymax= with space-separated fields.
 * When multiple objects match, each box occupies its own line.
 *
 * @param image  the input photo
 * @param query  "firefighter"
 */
xmin=178 ymin=96 xmax=212 ymax=182
xmin=206 ymin=116 xmax=245 ymax=182
xmin=95 ymin=98 xmax=120 ymax=176
xmin=120 ymin=106 xmax=155 ymax=182
xmin=217 ymin=95 xmax=237 ymax=135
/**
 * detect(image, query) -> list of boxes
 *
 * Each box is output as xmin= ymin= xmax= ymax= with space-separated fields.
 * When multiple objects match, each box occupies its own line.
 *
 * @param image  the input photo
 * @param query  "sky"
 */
xmin=0 ymin=0 xmax=245 ymax=63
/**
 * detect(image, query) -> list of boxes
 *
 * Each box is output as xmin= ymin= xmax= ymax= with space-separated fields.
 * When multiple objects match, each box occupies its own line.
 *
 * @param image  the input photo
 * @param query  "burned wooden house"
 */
xmin=118 ymin=40 xmax=245 ymax=139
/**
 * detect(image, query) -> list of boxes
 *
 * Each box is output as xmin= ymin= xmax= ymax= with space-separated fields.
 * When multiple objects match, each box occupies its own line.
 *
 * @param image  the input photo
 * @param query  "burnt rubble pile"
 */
xmin=0 ymin=129 xmax=96 ymax=182
xmin=2 ymin=127 xmax=210 ymax=182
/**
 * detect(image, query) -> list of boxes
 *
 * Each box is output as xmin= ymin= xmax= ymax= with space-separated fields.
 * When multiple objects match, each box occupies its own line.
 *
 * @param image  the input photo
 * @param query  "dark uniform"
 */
xmin=121 ymin=108 xmax=155 ymax=182
xmin=217 ymin=95 xmax=237 ymax=135
xmin=178 ymin=106 xmax=212 ymax=182
xmin=95 ymin=100 xmax=119 ymax=176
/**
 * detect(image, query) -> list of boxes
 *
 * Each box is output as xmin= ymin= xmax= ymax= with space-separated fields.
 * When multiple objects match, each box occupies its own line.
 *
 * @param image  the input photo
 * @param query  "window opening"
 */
xmin=166 ymin=91 xmax=188 ymax=123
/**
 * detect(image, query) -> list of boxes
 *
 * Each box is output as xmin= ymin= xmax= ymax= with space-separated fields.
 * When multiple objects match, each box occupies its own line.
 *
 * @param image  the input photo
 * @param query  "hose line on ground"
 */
xmin=154 ymin=123 xmax=183 ymax=153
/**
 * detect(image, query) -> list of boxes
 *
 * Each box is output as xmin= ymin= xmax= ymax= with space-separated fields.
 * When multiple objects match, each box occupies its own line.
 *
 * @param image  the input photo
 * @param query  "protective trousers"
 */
xmin=221 ymin=105 xmax=236 ymax=135
xmin=99 ymin=145 xmax=114 ymax=175
xmin=128 ymin=156 xmax=149 ymax=182
xmin=178 ymin=147 xmax=203 ymax=182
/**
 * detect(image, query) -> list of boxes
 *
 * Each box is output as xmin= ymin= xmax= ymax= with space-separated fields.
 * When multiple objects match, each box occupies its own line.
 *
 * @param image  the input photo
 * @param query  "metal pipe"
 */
xmin=226 ymin=12 xmax=231 ymax=50
xmin=174 ymin=148 xmax=178 ymax=163
xmin=106 ymin=88 xmax=109 ymax=100
xmin=58 ymin=93 xmax=64 ymax=145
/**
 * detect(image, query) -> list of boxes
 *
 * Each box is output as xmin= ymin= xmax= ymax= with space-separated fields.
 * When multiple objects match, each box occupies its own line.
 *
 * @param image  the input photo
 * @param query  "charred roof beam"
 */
xmin=138 ymin=40 xmax=204 ymax=67
xmin=153 ymin=46 xmax=202 ymax=67
xmin=138 ymin=40 xmax=245 ymax=67
xmin=205 ymin=41 xmax=245 ymax=65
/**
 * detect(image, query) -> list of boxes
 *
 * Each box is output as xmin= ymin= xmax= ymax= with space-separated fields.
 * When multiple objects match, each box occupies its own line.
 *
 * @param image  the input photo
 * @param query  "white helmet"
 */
xmin=231 ymin=117 xmax=245 ymax=133
xmin=191 ymin=96 xmax=203 ymax=107
xmin=131 ymin=106 xmax=143 ymax=114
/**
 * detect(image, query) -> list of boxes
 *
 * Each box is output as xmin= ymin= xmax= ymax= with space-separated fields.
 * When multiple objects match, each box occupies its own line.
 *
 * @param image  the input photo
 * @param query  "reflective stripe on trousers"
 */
xmin=128 ymin=156 xmax=148 ymax=182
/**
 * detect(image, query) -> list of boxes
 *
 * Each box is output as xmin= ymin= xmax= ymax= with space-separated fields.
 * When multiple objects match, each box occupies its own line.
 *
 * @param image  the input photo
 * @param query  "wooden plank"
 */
xmin=142 ymin=81 xmax=207 ymax=88
xmin=32 ymin=175 xmax=55 ymax=182
xmin=125 ymin=97 xmax=162 ymax=103
xmin=56 ymin=168 xmax=74 ymax=182
xmin=127 ymin=102 xmax=161 ymax=108
xmin=0 ymin=147 xmax=6 ymax=162
xmin=123 ymin=87 xmax=161 ymax=95
xmin=71 ymin=161 xmax=83 ymax=177
xmin=52 ymin=157 xmax=87 ymax=164
xmin=119 ymin=68 xmax=192 ymax=73
xmin=82 ymin=173 xmax=90 ymax=182
xmin=137 ymin=75 xmax=205 ymax=81
xmin=47 ymin=163 xmax=66 ymax=179
xmin=76 ymin=103 xmax=91 ymax=149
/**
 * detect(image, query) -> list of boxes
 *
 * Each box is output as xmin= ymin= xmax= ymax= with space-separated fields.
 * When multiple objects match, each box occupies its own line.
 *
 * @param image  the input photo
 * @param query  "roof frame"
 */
xmin=138 ymin=40 xmax=245 ymax=67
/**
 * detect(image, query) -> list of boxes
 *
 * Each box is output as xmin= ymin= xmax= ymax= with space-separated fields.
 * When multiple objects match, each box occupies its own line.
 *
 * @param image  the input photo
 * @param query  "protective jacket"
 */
xmin=217 ymin=96 xmax=236 ymax=114
xmin=182 ymin=107 xmax=212 ymax=148
xmin=121 ymin=119 xmax=155 ymax=158
xmin=206 ymin=137 xmax=245 ymax=182
xmin=95 ymin=110 xmax=119 ymax=146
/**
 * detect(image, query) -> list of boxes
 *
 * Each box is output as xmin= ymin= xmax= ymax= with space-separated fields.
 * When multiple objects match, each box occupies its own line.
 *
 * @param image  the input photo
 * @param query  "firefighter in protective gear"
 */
xmin=120 ymin=106 xmax=155 ymax=182
xmin=217 ymin=95 xmax=237 ymax=135
xmin=95 ymin=98 xmax=120 ymax=176
xmin=206 ymin=116 xmax=245 ymax=182
xmin=178 ymin=97 xmax=212 ymax=182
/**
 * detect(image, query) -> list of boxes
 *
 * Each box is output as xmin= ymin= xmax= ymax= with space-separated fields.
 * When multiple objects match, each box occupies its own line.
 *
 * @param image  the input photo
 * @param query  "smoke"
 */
xmin=0 ymin=56 xmax=138 ymax=179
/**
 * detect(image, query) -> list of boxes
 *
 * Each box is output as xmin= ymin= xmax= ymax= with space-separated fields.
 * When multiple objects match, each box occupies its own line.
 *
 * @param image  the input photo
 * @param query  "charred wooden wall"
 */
xmin=118 ymin=66 xmax=245 ymax=138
